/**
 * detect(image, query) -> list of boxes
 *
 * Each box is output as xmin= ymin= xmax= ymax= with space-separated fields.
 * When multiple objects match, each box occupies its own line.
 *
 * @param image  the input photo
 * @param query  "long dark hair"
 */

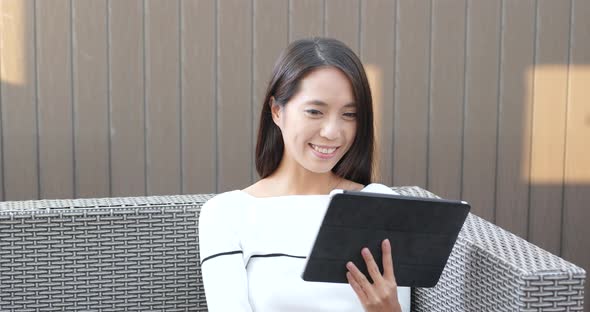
xmin=255 ymin=37 xmax=374 ymax=185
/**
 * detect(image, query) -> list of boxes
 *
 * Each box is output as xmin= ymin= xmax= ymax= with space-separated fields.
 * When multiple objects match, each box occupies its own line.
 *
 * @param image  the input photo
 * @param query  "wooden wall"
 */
xmin=0 ymin=0 xmax=588 ymax=308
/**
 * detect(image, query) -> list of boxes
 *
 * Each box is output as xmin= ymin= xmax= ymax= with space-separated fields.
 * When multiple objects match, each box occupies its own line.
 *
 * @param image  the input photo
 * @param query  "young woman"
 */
xmin=199 ymin=37 xmax=410 ymax=312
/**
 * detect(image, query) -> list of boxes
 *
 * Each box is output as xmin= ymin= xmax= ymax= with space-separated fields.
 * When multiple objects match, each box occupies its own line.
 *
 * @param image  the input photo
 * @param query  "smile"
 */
xmin=309 ymin=143 xmax=339 ymax=155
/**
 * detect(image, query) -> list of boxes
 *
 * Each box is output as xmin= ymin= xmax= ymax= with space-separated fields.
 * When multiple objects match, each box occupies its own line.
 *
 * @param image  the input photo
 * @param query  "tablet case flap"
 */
xmin=302 ymin=192 xmax=470 ymax=288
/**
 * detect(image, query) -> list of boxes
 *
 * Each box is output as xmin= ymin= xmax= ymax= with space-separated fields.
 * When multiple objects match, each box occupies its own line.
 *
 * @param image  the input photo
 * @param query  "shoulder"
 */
xmin=201 ymin=190 xmax=250 ymax=216
xmin=338 ymin=180 xmax=395 ymax=194
xmin=241 ymin=181 xmax=265 ymax=198
xmin=204 ymin=189 xmax=246 ymax=204
xmin=361 ymin=183 xmax=398 ymax=195
xmin=199 ymin=190 xmax=251 ymax=234
xmin=241 ymin=178 xmax=278 ymax=198
xmin=339 ymin=179 xmax=365 ymax=191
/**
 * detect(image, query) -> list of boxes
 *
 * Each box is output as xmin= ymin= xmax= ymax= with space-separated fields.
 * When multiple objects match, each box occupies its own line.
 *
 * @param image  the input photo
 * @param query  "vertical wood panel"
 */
xmin=0 ymin=0 xmax=3 ymax=200
xmin=495 ymin=0 xmax=535 ymax=239
xmin=36 ymin=0 xmax=73 ymax=199
xmin=218 ymin=0 xmax=252 ymax=192
xmin=0 ymin=0 xmax=38 ymax=200
xmin=428 ymin=0 xmax=465 ymax=200
xmin=462 ymin=0 xmax=501 ymax=221
xmin=73 ymin=0 xmax=109 ymax=198
xmin=563 ymin=0 xmax=590 ymax=309
xmin=325 ymin=0 xmax=359 ymax=54
xmin=361 ymin=0 xmax=394 ymax=185
xmin=181 ymin=0 xmax=216 ymax=194
xmin=0 ymin=15 xmax=5 ymax=201
xmin=290 ymin=0 xmax=323 ymax=41
xmin=0 ymin=3 xmax=588 ymax=293
xmin=393 ymin=0 xmax=430 ymax=188
xmin=109 ymin=0 xmax=146 ymax=196
xmin=253 ymin=0 xmax=288 ymax=182
xmin=145 ymin=0 xmax=180 ymax=195
xmin=528 ymin=0 xmax=571 ymax=255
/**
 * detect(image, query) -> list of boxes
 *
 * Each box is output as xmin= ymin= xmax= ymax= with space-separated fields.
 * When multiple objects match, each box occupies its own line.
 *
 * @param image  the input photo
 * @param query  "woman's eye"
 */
xmin=343 ymin=112 xmax=357 ymax=119
xmin=305 ymin=109 xmax=323 ymax=116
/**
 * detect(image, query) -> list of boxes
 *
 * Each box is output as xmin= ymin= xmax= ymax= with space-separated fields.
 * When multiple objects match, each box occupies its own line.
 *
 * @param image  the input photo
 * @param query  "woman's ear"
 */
xmin=270 ymin=97 xmax=282 ymax=126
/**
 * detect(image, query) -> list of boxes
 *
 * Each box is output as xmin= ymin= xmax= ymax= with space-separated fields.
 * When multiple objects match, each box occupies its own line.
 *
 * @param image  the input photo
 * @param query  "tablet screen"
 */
xmin=301 ymin=191 xmax=470 ymax=288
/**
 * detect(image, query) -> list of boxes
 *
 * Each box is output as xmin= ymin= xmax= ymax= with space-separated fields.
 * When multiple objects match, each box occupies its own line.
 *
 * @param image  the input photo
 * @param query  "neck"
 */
xmin=267 ymin=159 xmax=343 ymax=196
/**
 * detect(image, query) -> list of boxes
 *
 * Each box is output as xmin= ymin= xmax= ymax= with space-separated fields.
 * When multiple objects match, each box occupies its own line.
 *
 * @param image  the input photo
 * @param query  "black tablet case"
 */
xmin=301 ymin=191 xmax=470 ymax=288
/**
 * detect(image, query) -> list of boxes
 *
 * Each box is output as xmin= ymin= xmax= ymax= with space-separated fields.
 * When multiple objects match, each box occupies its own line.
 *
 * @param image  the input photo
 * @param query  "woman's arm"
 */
xmin=199 ymin=194 xmax=253 ymax=312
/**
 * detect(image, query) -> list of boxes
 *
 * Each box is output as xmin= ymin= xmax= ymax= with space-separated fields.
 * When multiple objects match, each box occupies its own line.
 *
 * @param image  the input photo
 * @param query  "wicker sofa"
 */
xmin=0 ymin=186 xmax=585 ymax=311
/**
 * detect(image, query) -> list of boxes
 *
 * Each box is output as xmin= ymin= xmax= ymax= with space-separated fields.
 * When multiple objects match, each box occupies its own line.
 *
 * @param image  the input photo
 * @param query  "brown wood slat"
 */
xmin=361 ymin=0 xmax=394 ymax=185
xmin=428 ymin=0 xmax=465 ymax=200
xmin=495 ymin=0 xmax=535 ymax=239
xmin=144 ymin=0 xmax=181 ymax=195
xmin=0 ymin=1 xmax=3 ymax=200
xmin=252 ymin=0 xmax=288 ymax=182
xmin=218 ymin=0 xmax=253 ymax=192
xmin=72 ymin=0 xmax=109 ymax=198
xmin=289 ymin=0 xmax=323 ymax=41
xmin=0 ymin=0 xmax=3 ymax=200
xmin=528 ymin=0 xmax=571 ymax=255
xmin=462 ymin=0 xmax=501 ymax=221
xmin=35 ymin=0 xmax=74 ymax=199
xmin=1 ymin=4 xmax=587 ymax=293
xmin=325 ymin=0 xmax=359 ymax=54
xmin=393 ymin=0 xmax=429 ymax=188
xmin=0 ymin=0 xmax=38 ymax=200
xmin=181 ymin=0 xmax=216 ymax=194
xmin=109 ymin=0 xmax=146 ymax=196
xmin=562 ymin=0 xmax=589 ymax=309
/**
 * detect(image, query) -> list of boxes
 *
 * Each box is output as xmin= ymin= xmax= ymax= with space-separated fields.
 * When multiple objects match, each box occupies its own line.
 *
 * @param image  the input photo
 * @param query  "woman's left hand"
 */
xmin=346 ymin=239 xmax=401 ymax=312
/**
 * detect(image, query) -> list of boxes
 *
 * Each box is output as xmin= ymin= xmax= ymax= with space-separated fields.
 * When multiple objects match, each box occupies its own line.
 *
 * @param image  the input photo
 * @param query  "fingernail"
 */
xmin=361 ymin=248 xmax=369 ymax=256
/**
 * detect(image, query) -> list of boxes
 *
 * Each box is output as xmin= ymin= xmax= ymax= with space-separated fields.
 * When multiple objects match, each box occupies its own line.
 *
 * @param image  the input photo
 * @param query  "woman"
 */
xmin=199 ymin=37 xmax=410 ymax=312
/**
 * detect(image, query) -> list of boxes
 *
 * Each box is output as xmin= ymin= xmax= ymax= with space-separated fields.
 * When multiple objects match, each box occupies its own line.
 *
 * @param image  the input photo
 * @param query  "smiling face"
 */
xmin=271 ymin=66 xmax=357 ymax=175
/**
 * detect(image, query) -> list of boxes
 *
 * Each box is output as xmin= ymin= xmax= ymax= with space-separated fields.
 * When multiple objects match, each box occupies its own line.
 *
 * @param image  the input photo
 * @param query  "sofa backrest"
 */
xmin=4 ymin=187 xmax=583 ymax=311
xmin=0 ymin=194 xmax=214 ymax=311
xmin=0 ymin=187 xmax=436 ymax=311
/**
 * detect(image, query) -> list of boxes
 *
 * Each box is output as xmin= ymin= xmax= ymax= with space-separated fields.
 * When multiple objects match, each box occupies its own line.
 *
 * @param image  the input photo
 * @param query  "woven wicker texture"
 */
xmin=408 ymin=190 xmax=586 ymax=312
xmin=0 ymin=187 xmax=585 ymax=311
xmin=0 ymin=194 xmax=214 ymax=312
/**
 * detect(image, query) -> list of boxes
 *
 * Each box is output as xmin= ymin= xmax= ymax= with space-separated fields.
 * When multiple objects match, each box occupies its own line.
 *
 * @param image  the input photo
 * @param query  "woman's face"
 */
xmin=272 ymin=66 xmax=357 ymax=174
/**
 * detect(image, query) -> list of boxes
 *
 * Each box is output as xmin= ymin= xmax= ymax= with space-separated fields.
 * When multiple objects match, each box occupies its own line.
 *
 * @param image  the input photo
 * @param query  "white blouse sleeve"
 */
xmin=361 ymin=183 xmax=411 ymax=312
xmin=199 ymin=193 xmax=253 ymax=312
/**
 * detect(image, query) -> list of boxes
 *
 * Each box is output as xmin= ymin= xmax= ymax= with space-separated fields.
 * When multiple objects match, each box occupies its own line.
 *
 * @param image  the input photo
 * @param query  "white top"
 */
xmin=199 ymin=183 xmax=411 ymax=312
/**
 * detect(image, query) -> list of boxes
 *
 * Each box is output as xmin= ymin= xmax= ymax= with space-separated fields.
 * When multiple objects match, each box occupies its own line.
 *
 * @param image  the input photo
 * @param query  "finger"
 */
xmin=346 ymin=261 xmax=377 ymax=298
xmin=361 ymin=247 xmax=384 ymax=285
xmin=346 ymin=271 xmax=368 ymax=303
xmin=382 ymin=239 xmax=396 ymax=282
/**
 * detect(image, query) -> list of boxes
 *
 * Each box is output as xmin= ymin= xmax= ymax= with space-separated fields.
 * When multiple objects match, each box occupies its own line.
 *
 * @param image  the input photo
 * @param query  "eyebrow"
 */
xmin=306 ymin=100 xmax=356 ymax=107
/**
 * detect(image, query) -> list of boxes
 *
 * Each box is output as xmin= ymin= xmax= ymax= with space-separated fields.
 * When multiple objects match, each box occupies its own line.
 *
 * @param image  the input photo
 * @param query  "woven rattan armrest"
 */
xmin=397 ymin=187 xmax=586 ymax=312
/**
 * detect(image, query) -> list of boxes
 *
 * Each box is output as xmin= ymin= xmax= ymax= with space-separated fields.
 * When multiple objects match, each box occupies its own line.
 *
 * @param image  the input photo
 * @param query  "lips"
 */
xmin=310 ymin=144 xmax=338 ymax=154
xmin=309 ymin=143 xmax=340 ymax=159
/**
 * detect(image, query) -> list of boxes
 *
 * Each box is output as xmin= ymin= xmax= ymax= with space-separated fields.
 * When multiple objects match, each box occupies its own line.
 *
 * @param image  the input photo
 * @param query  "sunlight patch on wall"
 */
xmin=565 ymin=65 xmax=590 ymax=184
xmin=365 ymin=64 xmax=382 ymax=182
xmin=0 ymin=1 xmax=26 ymax=85
xmin=527 ymin=65 xmax=590 ymax=184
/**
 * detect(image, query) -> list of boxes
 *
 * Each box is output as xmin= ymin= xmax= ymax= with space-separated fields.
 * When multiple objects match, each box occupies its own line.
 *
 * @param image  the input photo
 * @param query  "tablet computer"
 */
xmin=301 ymin=191 xmax=470 ymax=288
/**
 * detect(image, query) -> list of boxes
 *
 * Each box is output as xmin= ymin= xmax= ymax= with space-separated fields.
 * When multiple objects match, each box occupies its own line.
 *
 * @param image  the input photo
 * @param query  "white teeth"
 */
xmin=311 ymin=144 xmax=337 ymax=154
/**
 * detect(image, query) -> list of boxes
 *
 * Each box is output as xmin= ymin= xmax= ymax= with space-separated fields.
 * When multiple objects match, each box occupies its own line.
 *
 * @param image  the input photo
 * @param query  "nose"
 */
xmin=319 ymin=117 xmax=341 ymax=140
